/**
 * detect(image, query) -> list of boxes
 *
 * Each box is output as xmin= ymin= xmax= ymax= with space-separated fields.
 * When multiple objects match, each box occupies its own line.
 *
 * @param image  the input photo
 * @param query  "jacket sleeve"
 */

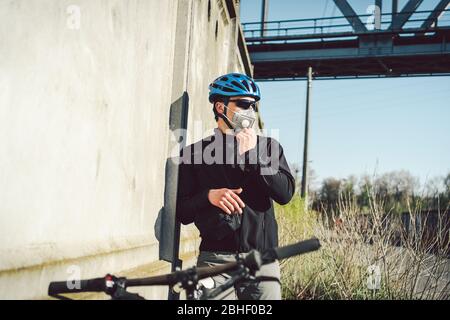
xmin=176 ymin=161 xmax=210 ymax=225
xmin=245 ymin=137 xmax=295 ymax=205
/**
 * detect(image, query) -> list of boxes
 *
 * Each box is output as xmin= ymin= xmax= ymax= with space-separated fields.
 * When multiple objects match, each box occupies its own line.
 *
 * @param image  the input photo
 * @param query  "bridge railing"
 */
xmin=242 ymin=9 xmax=450 ymax=44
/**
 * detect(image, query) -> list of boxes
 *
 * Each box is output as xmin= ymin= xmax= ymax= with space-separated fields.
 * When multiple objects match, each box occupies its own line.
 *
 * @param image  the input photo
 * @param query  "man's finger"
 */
xmin=237 ymin=133 xmax=248 ymax=140
xmin=229 ymin=191 xmax=245 ymax=208
xmin=221 ymin=198 xmax=235 ymax=213
xmin=239 ymin=130 xmax=249 ymax=135
xmin=231 ymin=188 xmax=243 ymax=194
xmin=218 ymin=201 xmax=232 ymax=214
xmin=225 ymin=193 xmax=242 ymax=213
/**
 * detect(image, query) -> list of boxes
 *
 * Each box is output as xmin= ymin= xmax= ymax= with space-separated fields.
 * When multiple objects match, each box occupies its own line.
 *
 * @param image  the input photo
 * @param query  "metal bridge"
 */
xmin=242 ymin=0 xmax=450 ymax=81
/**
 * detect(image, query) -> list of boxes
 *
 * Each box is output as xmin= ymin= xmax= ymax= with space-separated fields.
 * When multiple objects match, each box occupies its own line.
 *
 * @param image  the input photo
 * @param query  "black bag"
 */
xmin=194 ymin=208 xmax=241 ymax=241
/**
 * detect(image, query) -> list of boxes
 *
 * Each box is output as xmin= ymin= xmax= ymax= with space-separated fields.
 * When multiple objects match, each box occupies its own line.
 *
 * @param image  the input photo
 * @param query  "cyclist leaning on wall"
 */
xmin=176 ymin=73 xmax=295 ymax=300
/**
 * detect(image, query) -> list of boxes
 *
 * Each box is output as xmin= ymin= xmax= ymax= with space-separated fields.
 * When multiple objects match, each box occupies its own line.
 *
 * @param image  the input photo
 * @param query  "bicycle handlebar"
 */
xmin=48 ymin=238 xmax=321 ymax=297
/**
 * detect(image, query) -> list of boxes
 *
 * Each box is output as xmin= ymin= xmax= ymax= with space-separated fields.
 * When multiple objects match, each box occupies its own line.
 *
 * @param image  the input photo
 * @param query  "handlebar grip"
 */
xmin=274 ymin=238 xmax=321 ymax=260
xmin=262 ymin=238 xmax=321 ymax=263
xmin=48 ymin=277 xmax=106 ymax=295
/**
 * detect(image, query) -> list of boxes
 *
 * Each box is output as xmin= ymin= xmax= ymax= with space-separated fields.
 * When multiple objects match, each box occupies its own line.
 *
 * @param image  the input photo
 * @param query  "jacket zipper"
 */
xmin=222 ymin=161 xmax=241 ymax=253
xmin=262 ymin=214 xmax=265 ymax=250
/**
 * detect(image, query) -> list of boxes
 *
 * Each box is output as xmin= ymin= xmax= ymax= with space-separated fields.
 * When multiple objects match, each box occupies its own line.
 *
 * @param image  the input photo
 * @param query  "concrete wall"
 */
xmin=0 ymin=0 xmax=253 ymax=299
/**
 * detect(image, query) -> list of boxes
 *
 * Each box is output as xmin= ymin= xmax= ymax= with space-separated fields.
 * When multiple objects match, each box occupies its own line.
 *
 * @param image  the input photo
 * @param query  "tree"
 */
xmin=444 ymin=173 xmax=450 ymax=195
xmin=357 ymin=174 xmax=372 ymax=210
xmin=318 ymin=177 xmax=342 ymax=213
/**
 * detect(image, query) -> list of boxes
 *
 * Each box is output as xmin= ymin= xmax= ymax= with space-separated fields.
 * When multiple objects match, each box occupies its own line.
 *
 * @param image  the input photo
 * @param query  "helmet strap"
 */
xmin=218 ymin=98 xmax=235 ymax=130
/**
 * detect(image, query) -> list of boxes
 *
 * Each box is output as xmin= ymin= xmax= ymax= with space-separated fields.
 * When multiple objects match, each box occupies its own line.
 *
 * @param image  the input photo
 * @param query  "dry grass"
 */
xmin=275 ymin=193 xmax=450 ymax=300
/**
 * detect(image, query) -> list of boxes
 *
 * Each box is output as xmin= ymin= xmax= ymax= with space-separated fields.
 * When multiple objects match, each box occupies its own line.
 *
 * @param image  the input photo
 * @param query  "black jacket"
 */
xmin=176 ymin=129 xmax=295 ymax=253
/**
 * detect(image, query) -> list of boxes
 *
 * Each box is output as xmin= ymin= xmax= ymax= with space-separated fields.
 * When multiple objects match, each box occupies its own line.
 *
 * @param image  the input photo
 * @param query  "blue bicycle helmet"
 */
xmin=208 ymin=73 xmax=261 ymax=103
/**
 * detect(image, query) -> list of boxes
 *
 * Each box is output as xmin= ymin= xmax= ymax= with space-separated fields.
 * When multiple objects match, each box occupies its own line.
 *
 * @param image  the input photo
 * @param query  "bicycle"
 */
xmin=48 ymin=238 xmax=321 ymax=300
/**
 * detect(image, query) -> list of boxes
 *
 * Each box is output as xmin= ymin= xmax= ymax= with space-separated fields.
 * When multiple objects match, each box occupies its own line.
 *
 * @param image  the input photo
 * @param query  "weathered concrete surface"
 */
xmin=0 ymin=0 xmax=253 ymax=299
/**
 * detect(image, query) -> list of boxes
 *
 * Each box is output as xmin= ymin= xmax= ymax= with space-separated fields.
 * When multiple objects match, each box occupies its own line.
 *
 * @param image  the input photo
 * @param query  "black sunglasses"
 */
xmin=228 ymin=99 xmax=257 ymax=110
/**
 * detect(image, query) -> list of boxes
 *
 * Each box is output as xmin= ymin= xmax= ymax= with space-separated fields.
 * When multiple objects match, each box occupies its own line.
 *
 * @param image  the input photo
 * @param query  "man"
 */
xmin=176 ymin=73 xmax=295 ymax=300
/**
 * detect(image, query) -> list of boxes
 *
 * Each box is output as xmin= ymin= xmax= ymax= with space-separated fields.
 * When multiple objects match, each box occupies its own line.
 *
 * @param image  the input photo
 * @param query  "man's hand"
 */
xmin=208 ymin=188 xmax=245 ymax=215
xmin=236 ymin=128 xmax=257 ymax=156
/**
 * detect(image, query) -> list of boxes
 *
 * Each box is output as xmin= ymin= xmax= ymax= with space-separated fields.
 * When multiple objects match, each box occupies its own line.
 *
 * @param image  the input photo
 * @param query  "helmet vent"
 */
xmin=241 ymin=81 xmax=250 ymax=91
xmin=231 ymin=81 xmax=246 ymax=90
xmin=221 ymin=86 xmax=236 ymax=92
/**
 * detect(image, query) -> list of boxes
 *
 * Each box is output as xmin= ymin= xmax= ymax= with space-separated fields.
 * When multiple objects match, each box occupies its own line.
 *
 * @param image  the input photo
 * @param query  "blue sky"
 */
xmin=239 ymin=0 xmax=450 ymax=188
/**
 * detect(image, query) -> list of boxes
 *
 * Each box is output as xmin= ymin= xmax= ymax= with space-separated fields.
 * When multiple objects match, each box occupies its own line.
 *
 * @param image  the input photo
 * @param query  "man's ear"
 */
xmin=214 ymin=101 xmax=225 ymax=115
